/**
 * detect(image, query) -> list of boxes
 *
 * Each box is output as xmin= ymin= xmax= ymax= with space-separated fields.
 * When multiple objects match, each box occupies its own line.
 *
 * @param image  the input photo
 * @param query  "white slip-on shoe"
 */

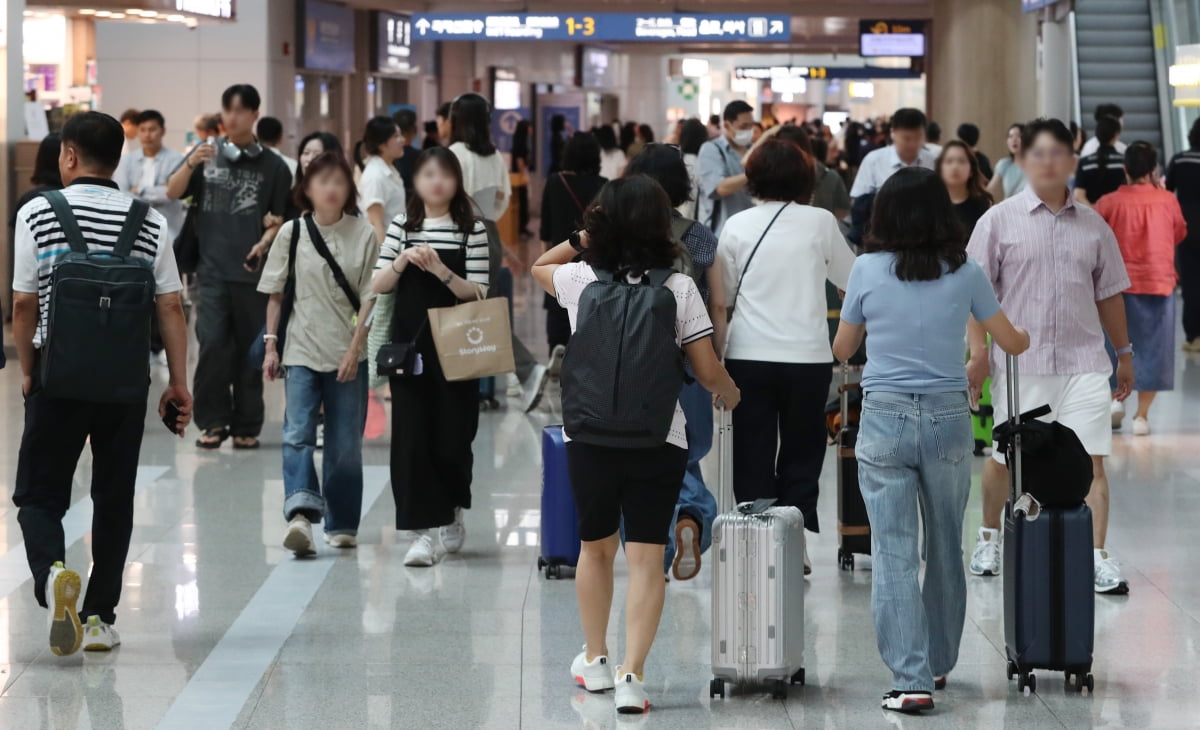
xmin=1132 ymin=417 xmax=1150 ymax=436
xmin=570 ymin=647 xmax=615 ymax=692
xmin=1111 ymin=399 xmax=1125 ymax=430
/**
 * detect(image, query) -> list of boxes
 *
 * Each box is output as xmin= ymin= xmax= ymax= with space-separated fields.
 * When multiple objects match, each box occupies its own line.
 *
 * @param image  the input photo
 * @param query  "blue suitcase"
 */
xmin=538 ymin=426 xmax=579 ymax=578
xmin=1000 ymin=354 xmax=1095 ymax=694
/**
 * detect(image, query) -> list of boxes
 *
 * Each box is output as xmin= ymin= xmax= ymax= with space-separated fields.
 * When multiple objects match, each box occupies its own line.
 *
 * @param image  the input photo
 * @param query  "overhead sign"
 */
xmin=859 ymin=19 xmax=926 ymax=58
xmin=1022 ymin=0 xmax=1060 ymax=11
xmin=411 ymin=13 xmax=791 ymax=42
xmin=735 ymin=66 xmax=921 ymax=81
xmin=175 ymin=0 xmax=234 ymax=19
xmin=301 ymin=0 xmax=355 ymax=73
xmin=374 ymin=11 xmax=413 ymax=74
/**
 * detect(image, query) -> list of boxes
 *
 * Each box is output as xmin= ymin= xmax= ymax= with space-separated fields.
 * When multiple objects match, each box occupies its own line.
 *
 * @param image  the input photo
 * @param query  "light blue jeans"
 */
xmin=856 ymin=390 xmax=973 ymax=692
xmin=282 ymin=362 xmax=368 ymax=536
xmin=664 ymin=377 xmax=719 ymax=573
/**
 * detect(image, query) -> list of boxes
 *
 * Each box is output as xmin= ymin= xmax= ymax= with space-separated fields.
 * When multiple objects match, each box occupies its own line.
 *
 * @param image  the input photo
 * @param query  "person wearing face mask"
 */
xmin=849 ymin=108 xmax=936 ymax=202
xmin=697 ymin=101 xmax=756 ymax=234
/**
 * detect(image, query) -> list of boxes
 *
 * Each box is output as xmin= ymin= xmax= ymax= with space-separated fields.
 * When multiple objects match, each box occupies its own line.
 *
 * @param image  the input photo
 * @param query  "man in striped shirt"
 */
xmin=966 ymin=118 xmax=1135 ymax=595
xmin=10 ymin=112 xmax=192 ymax=655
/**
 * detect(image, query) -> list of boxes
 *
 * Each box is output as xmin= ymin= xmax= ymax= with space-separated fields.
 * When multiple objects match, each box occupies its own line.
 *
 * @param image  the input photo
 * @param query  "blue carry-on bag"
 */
xmin=998 ymin=353 xmax=1096 ymax=695
xmin=539 ymin=426 xmax=579 ymax=578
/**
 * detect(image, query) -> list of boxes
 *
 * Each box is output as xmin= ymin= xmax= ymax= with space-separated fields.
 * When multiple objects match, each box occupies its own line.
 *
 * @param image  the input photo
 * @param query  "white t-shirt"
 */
xmin=1079 ymin=137 xmax=1127 ymax=158
xmin=450 ymin=142 xmax=511 ymax=220
xmin=718 ymin=202 xmax=856 ymax=363
xmin=599 ymin=148 xmax=626 ymax=182
xmin=139 ymin=156 xmax=157 ymax=194
xmin=358 ymin=156 xmax=407 ymax=226
xmin=552 ymin=262 xmax=713 ymax=449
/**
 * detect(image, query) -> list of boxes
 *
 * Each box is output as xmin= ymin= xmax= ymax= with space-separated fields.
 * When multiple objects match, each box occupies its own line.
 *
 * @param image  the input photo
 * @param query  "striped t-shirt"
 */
xmin=374 ymin=213 xmax=491 ymax=290
xmin=12 ymin=179 xmax=183 ymax=347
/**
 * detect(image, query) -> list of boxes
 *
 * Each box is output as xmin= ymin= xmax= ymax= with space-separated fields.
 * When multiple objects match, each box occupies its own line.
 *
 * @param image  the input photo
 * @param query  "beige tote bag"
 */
xmin=427 ymin=289 xmax=515 ymax=381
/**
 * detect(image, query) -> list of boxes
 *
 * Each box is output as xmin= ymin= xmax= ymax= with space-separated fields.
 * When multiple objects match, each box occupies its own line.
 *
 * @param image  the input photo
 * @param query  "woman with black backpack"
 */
xmin=259 ymin=152 xmax=379 ymax=557
xmin=531 ymin=175 xmax=740 ymax=715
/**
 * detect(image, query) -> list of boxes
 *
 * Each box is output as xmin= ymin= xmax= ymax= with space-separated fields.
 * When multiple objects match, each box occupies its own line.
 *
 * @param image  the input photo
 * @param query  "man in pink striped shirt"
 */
xmin=965 ymin=119 xmax=1135 ymax=595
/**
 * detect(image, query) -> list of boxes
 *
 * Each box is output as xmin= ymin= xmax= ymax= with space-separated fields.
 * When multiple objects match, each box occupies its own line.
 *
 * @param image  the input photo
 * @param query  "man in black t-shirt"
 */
xmin=1168 ymin=118 xmax=1200 ymax=349
xmin=168 ymin=84 xmax=291 ymax=450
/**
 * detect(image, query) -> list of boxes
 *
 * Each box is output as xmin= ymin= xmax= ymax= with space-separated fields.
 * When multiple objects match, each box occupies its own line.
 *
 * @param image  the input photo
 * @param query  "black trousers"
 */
xmin=1180 ymin=242 xmax=1200 ymax=342
xmin=14 ymin=384 xmax=146 ymax=625
xmin=725 ymin=359 xmax=832 ymax=533
xmin=389 ymin=375 xmax=481 ymax=530
xmin=194 ymin=278 xmax=267 ymax=437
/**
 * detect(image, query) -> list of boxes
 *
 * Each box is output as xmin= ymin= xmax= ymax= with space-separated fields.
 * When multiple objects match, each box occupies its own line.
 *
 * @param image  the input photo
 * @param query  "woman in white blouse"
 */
xmin=355 ymin=116 xmax=408 ymax=243
xmin=447 ymin=93 xmax=511 ymax=221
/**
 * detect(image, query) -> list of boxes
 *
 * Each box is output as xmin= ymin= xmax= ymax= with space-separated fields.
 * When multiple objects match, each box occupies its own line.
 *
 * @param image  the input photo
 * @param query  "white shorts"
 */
xmin=990 ymin=372 xmax=1111 ymax=464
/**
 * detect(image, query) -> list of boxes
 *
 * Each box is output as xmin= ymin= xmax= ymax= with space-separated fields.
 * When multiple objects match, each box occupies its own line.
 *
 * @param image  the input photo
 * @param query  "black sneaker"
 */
xmin=882 ymin=690 xmax=934 ymax=713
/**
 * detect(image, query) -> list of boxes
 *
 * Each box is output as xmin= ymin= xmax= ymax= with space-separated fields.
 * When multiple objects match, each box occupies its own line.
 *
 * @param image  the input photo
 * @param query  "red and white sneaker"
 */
xmin=882 ymin=690 xmax=934 ymax=713
xmin=615 ymin=671 xmax=649 ymax=714
xmin=570 ymin=648 xmax=615 ymax=692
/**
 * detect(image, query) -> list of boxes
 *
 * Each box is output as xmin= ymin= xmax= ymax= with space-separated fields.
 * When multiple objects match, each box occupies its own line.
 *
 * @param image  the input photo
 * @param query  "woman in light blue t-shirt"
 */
xmin=833 ymin=167 xmax=1028 ymax=714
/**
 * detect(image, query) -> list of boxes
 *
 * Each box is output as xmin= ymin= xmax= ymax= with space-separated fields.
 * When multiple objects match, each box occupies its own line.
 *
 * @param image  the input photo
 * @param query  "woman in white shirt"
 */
xmin=356 ymin=116 xmax=408 ymax=243
xmin=448 ymin=93 xmax=511 ymax=221
xmin=594 ymin=125 xmax=627 ymax=182
xmin=717 ymin=138 xmax=857 ymax=553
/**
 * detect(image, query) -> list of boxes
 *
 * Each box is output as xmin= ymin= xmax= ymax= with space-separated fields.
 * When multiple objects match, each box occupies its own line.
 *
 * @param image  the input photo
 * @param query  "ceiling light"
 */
xmin=80 ymin=9 xmax=97 ymax=15
xmin=95 ymin=10 xmax=113 ymax=17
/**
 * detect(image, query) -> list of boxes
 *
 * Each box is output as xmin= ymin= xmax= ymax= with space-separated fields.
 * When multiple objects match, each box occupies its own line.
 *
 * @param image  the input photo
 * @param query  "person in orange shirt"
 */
xmin=1095 ymin=141 xmax=1188 ymax=435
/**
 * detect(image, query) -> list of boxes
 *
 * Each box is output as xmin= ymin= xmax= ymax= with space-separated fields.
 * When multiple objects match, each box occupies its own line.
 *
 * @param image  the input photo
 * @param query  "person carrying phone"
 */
xmin=11 ymin=111 xmax=192 ymax=656
xmin=259 ymin=152 xmax=379 ymax=556
xmin=167 ymin=84 xmax=293 ymax=450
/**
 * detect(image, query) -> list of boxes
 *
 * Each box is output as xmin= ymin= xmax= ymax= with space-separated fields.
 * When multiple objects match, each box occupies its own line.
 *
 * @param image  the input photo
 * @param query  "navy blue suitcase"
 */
xmin=538 ymin=426 xmax=580 ymax=578
xmin=1000 ymin=354 xmax=1095 ymax=694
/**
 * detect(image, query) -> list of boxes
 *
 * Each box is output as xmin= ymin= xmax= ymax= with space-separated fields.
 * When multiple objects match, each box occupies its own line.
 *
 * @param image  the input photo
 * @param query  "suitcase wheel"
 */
xmin=1006 ymin=660 xmax=1017 ymax=680
xmin=546 ymin=564 xmax=562 ymax=579
xmin=1016 ymin=672 xmax=1036 ymax=694
xmin=838 ymin=548 xmax=855 ymax=571
xmin=537 ymin=557 xmax=547 ymax=570
xmin=771 ymin=679 xmax=788 ymax=700
xmin=791 ymin=668 xmax=805 ymax=686
xmin=709 ymin=678 xmax=725 ymax=699
xmin=1065 ymin=672 xmax=1094 ymax=694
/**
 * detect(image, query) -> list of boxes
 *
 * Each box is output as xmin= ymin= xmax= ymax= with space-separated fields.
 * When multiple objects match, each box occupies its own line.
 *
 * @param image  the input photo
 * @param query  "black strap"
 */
xmin=302 ymin=214 xmax=362 ymax=312
xmin=589 ymin=267 xmax=675 ymax=287
xmin=559 ymin=173 xmax=586 ymax=215
xmin=114 ymin=200 xmax=150 ymax=257
xmin=41 ymin=191 xmax=88 ymax=254
xmin=705 ymin=143 xmax=734 ymax=232
xmin=732 ymin=202 xmax=790 ymax=309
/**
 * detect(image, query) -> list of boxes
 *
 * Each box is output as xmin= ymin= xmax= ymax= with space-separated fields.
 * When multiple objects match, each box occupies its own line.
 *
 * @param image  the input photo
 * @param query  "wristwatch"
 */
xmin=1114 ymin=343 xmax=1134 ymax=358
xmin=441 ymin=272 xmax=454 ymax=286
xmin=568 ymin=230 xmax=585 ymax=253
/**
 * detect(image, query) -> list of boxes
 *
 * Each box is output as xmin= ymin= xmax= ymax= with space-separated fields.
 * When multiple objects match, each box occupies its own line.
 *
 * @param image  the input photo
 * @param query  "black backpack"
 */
xmin=40 ymin=191 xmax=156 ymax=404
xmin=993 ymin=404 xmax=1094 ymax=508
xmin=561 ymin=267 xmax=687 ymax=449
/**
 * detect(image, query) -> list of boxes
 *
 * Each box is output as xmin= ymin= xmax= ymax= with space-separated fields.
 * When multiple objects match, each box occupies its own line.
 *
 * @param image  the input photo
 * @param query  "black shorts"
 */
xmin=566 ymin=442 xmax=688 ymax=544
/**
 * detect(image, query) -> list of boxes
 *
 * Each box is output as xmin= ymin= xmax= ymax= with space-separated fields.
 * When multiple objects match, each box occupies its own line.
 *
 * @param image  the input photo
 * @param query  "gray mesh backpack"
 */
xmin=561 ymin=267 xmax=688 ymax=448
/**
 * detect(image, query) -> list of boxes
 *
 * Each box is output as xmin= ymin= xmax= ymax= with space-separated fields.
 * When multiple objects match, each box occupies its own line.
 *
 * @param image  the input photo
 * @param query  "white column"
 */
xmin=1039 ymin=13 xmax=1074 ymax=122
xmin=2 ymin=0 xmax=28 ymax=314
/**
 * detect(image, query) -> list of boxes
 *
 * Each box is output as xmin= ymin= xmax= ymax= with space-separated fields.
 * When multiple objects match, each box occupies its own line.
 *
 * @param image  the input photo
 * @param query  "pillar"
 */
xmin=1039 ymin=10 xmax=1074 ymax=123
xmin=2 ymin=0 xmax=27 ymax=315
xmin=930 ymin=0 xmax=1040 ymax=163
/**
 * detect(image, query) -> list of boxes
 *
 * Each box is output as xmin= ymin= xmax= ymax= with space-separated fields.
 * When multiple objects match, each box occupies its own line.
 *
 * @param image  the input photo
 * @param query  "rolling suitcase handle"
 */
xmin=1005 ymin=353 xmax=1025 ymax=519
xmin=717 ymin=405 xmax=734 ymax=515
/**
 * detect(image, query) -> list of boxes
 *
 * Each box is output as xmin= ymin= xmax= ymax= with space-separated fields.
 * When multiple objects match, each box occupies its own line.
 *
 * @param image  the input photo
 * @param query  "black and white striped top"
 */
xmin=374 ymin=213 xmax=490 ymax=289
xmin=12 ymin=179 xmax=182 ymax=347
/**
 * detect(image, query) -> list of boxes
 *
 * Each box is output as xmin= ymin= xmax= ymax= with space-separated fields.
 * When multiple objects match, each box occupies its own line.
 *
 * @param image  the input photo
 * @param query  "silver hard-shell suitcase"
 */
xmin=709 ymin=408 xmax=806 ymax=700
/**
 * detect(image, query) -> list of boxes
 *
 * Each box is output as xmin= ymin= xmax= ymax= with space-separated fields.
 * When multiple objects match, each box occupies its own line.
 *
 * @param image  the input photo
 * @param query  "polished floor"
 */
xmin=3 ymin=282 xmax=1200 ymax=729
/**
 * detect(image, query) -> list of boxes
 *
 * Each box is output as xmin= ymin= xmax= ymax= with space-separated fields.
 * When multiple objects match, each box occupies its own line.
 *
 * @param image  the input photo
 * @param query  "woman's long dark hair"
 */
xmin=403 ymin=147 xmax=477 ymax=236
xmin=292 ymin=131 xmax=342 ymax=200
xmin=450 ymin=93 xmax=497 ymax=156
xmin=354 ymin=116 xmax=398 ymax=170
xmin=512 ymin=120 xmax=531 ymax=159
xmin=583 ymin=176 xmax=679 ymax=275
xmin=31 ymin=133 xmax=62 ymax=186
xmin=1095 ymin=115 xmax=1121 ymax=171
xmin=936 ymin=140 xmax=992 ymax=205
xmin=866 ymin=167 xmax=967 ymax=282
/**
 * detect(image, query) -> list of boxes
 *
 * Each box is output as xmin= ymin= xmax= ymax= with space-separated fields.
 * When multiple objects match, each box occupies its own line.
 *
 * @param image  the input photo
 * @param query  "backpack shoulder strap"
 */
xmin=113 ymin=199 xmax=150 ymax=258
xmin=41 ymin=190 xmax=89 ymax=254
xmin=646 ymin=268 xmax=676 ymax=287
xmin=670 ymin=215 xmax=695 ymax=243
xmin=303 ymin=214 xmax=362 ymax=312
xmin=590 ymin=266 xmax=615 ymax=283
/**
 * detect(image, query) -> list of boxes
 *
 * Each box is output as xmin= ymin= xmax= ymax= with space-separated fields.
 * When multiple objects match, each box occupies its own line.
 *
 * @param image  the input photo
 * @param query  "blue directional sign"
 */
xmin=1022 ymin=0 xmax=1060 ymax=11
xmin=410 ymin=13 xmax=791 ymax=43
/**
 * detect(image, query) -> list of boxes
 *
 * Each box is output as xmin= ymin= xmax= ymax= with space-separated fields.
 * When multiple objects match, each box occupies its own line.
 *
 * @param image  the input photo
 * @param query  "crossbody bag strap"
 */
xmin=559 ymin=173 xmax=586 ymax=215
xmin=303 ymin=214 xmax=362 ymax=312
xmin=41 ymin=190 xmax=89 ymax=254
xmin=112 ymin=199 xmax=150 ymax=258
xmin=724 ymin=201 xmax=790 ymax=359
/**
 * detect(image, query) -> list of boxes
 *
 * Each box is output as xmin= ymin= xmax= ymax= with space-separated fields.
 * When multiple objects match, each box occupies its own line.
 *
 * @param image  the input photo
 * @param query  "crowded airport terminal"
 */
xmin=3 ymin=0 xmax=1200 ymax=726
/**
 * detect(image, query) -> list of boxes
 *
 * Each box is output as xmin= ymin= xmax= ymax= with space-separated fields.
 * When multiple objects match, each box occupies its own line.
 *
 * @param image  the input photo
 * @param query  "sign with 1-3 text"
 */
xmin=411 ymin=13 xmax=791 ymax=42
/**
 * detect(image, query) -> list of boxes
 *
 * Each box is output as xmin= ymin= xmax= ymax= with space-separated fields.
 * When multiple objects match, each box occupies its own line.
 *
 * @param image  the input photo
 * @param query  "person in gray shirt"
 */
xmin=114 ymin=110 xmax=185 ymax=243
xmin=697 ymin=101 xmax=756 ymax=234
xmin=168 ymin=83 xmax=292 ymax=450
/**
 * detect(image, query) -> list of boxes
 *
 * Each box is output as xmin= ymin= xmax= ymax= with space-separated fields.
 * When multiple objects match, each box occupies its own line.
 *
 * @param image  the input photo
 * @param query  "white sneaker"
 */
xmin=614 ymin=670 xmax=649 ymax=714
xmin=1132 ymin=417 xmax=1150 ymax=436
xmin=522 ymin=364 xmax=550 ymax=413
xmin=82 ymin=615 xmax=121 ymax=652
xmin=1094 ymin=549 xmax=1130 ymax=594
xmin=440 ymin=508 xmax=466 ymax=553
xmin=505 ymin=373 xmax=523 ymax=398
xmin=404 ymin=532 xmax=437 ymax=567
xmin=325 ymin=533 xmax=357 ymax=548
xmin=315 ymin=422 xmax=325 ymax=450
xmin=47 ymin=562 xmax=82 ymax=657
xmin=570 ymin=647 xmax=615 ymax=692
xmin=548 ymin=344 xmax=567 ymax=377
xmin=283 ymin=516 xmax=316 ymax=557
xmin=969 ymin=527 xmax=1002 ymax=576
xmin=1111 ymin=399 xmax=1125 ymax=430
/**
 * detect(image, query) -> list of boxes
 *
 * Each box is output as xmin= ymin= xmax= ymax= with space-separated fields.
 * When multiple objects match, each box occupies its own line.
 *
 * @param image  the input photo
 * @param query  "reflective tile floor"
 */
xmin=3 ymin=285 xmax=1200 ymax=729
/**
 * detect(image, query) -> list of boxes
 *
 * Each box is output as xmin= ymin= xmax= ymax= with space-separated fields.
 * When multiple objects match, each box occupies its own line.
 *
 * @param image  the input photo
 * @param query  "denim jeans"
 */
xmin=282 ymin=362 xmax=368 ymax=535
xmin=664 ymin=377 xmax=719 ymax=572
xmin=856 ymin=390 xmax=973 ymax=691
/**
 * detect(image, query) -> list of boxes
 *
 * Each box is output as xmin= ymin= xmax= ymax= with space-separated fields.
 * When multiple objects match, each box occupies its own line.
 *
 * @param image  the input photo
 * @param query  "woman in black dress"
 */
xmin=937 ymin=140 xmax=992 ymax=237
xmin=511 ymin=120 xmax=533 ymax=236
xmin=372 ymin=148 xmax=491 ymax=567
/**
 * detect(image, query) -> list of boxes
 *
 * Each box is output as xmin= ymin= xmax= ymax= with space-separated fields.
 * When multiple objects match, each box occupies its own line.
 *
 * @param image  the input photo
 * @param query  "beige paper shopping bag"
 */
xmin=427 ymin=295 xmax=515 ymax=381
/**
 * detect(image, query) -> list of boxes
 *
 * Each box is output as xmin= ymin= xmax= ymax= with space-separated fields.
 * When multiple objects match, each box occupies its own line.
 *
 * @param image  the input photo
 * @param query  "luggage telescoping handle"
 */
xmin=1006 ymin=353 xmax=1023 ymax=517
xmin=716 ymin=404 xmax=734 ymax=514
xmin=840 ymin=362 xmax=851 ymax=434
